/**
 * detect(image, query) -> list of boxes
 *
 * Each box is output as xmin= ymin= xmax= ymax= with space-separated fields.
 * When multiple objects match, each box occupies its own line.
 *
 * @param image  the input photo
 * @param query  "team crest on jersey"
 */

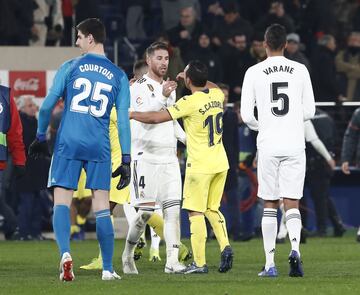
xmin=147 ymin=84 xmax=154 ymax=92
xmin=136 ymin=96 xmax=143 ymax=106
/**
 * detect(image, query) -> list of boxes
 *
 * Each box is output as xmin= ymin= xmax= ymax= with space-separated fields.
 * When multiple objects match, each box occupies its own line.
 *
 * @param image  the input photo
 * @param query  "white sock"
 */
xmin=163 ymin=200 xmax=181 ymax=265
xmin=123 ymin=209 xmax=153 ymax=257
xmin=277 ymin=203 xmax=288 ymax=239
xmin=262 ymin=208 xmax=277 ymax=270
xmin=357 ymin=226 xmax=360 ymax=235
xmin=123 ymin=203 xmax=137 ymax=224
xmin=285 ymin=208 xmax=302 ymax=256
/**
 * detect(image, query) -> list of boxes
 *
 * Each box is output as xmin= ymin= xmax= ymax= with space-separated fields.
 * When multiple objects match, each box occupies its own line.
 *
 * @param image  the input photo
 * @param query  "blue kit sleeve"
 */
xmin=37 ymin=61 xmax=72 ymax=137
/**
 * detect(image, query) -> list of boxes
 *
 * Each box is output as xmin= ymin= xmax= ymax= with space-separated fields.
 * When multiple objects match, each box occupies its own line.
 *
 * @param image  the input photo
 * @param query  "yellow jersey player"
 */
xmin=130 ymin=60 xmax=234 ymax=274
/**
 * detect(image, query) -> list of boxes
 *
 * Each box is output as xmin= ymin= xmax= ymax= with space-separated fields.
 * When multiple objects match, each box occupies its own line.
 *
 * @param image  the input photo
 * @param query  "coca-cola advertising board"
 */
xmin=9 ymin=71 xmax=46 ymax=98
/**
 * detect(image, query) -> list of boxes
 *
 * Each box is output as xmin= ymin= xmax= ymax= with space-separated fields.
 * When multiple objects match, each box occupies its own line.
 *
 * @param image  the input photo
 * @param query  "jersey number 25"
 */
xmin=70 ymin=77 xmax=112 ymax=117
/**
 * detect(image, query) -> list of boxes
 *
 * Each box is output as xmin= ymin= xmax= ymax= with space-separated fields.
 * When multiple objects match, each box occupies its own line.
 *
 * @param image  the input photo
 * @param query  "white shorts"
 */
xmin=130 ymin=160 xmax=182 ymax=208
xmin=257 ymin=151 xmax=306 ymax=200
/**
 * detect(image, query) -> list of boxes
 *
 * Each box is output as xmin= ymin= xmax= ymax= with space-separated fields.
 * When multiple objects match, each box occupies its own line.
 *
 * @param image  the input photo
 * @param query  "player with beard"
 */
xmin=122 ymin=42 xmax=188 ymax=274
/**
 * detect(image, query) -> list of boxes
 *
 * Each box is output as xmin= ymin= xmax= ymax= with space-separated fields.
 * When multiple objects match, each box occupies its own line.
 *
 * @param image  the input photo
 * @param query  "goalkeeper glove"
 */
xmin=112 ymin=154 xmax=131 ymax=190
xmin=28 ymin=134 xmax=50 ymax=159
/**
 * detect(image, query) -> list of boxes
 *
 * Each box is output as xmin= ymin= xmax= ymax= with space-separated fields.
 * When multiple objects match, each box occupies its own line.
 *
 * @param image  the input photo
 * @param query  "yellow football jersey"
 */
xmin=109 ymin=107 xmax=121 ymax=167
xmin=167 ymin=88 xmax=229 ymax=174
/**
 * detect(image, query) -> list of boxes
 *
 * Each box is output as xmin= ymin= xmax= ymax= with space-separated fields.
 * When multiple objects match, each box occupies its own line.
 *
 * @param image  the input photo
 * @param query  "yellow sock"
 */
xmin=205 ymin=210 xmax=230 ymax=252
xmin=147 ymin=213 xmax=164 ymax=240
xmin=76 ymin=215 xmax=87 ymax=225
xmin=189 ymin=215 xmax=207 ymax=266
xmin=70 ymin=225 xmax=80 ymax=235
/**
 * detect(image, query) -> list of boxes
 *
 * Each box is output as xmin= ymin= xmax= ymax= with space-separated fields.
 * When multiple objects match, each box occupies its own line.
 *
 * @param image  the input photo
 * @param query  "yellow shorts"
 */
xmin=182 ymin=170 xmax=227 ymax=213
xmin=73 ymin=169 xmax=130 ymax=204
xmin=110 ymin=173 xmax=130 ymax=205
xmin=73 ymin=169 xmax=92 ymax=199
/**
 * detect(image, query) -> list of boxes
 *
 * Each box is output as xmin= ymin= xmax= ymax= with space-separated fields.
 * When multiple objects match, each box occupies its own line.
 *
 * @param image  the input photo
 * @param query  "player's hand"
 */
xmin=162 ymin=78 xmax=177 ymax=97
xmin=112 ymin=162 xmax=131 ymax=190
xmin=341 ymin=161 xmax=350 ymax=175
xmin=28 ymin=138 xmax=50 ymax=159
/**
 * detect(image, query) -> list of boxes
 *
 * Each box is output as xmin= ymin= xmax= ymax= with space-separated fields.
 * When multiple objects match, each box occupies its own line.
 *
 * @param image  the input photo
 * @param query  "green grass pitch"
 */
xmin=0 ymin=232 xmax=360 ymax=295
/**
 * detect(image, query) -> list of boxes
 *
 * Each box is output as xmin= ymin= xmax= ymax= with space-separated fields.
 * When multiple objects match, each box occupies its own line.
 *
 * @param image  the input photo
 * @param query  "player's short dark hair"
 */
xmin=145 ymin=42 xmax=169 ymax=57
xmin=217 ymin=83 xmax=230 ymax=91
xmin=264 ymin=24 xmax=287 ymax=51
xmin=186 ymin=60 xmax=208 ymax=87
xmin=76 ymin=18 xmax=106 ymax=44
xmin=133 ymin=59 xmax=147 ymax=73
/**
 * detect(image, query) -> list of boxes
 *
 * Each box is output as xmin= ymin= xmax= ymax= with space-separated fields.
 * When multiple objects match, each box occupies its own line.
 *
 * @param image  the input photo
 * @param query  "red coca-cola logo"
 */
xmin=9 ymin=71 xmax=46 ymax=97
xmin=14 ymin=78 xmax=40 ymax=91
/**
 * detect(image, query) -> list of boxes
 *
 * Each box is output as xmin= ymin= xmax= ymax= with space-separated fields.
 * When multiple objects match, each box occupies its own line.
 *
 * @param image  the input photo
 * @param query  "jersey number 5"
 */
xmin=203 ymin=112 xmax=223 ymax=146
xmin=71 ymin=77 xmax=112 ymax=117
xmin=271 ymin=82 xmax=289 ymax=116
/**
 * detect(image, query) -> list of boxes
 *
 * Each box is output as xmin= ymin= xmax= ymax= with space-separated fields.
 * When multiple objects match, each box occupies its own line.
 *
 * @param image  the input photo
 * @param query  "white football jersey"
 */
xmin=130 ymin=74 xmax=183 ymax=163
xmin=241 ymin=56 xmax=315 ymax=156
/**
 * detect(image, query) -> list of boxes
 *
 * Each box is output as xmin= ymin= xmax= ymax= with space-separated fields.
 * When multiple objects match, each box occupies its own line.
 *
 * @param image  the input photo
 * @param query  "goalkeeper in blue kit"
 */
xmin=29 ymin=18 xmax=131 ymax=281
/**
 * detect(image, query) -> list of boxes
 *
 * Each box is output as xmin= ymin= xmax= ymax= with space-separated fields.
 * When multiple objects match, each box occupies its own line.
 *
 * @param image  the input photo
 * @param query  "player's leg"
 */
xmin=257 ymin=152 xmax=280 ymax=277
xmin=123 ymin=202 xmax=147 ymax=261
xmin=182 ymin=173 xmax=210 ymax=274
xmin=149 ymin=208 xmax=162 ymax=262
xmin=86 ymin=160 xmax=120 ymax=280
xmin=276 ymin=200 xmax=288 ymax=243
xmin=205 ymin=170 xmax=233 ymax=273
xmin=280 ymin=152 xmax=306 ymax=277
xmin=49 ymin=156 xmax=83 ymax=281
xmin=54 ymin=187 xmax=75 ymax=282
xmin=122 ymin=205 xmax=154 ymax=274
xmin=123 ymin=160 xmax=157 ymax=274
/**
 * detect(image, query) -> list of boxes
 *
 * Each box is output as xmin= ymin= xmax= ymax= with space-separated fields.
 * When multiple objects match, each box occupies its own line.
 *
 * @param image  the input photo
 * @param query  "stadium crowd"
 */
xmin=0 ymin=0 xmax=360 ymax=249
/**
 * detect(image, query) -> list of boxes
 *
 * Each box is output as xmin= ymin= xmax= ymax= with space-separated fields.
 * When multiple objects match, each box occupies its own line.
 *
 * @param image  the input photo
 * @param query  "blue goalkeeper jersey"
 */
xmin=44 ymin=53 xmax=130 ymax=162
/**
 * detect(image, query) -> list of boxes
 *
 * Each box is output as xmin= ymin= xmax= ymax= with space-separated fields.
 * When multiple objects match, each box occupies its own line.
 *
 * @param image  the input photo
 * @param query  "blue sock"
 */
xmin=95 ymin=209 xmax=114 ymax=272
xmin=53 ymin=205 xmax=71 ymax=257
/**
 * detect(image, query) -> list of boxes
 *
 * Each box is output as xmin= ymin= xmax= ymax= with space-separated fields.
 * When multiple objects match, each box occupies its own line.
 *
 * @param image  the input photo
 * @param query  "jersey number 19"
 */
xmin=203 ymin=112 xmax=223 ymax=146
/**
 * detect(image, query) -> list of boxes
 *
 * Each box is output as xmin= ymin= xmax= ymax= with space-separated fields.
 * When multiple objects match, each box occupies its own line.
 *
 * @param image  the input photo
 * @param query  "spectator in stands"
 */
xmin=167 ymin=5 xmax=205 ymax=60
xmin=0 ymin=0 xmax=35 ymax=45
xmin=311 ymin=34 xmax=344 ymax=102
xmin=255 ymin=0 xmax=295 ymax=34
xmin=212 ymin=1 xmax=253 ymax=47
xmin=220 ymin=33 xmax=256 ymax=101
xmin=16 ymin=95 xmax=50 ymax=240
xmin=0 ymin=86 xmax=26 ymax=239
xmin=336 ymin=32 xmax=360 ymax=101
xmin=125 ymin=0 xmax=147 ymax=40
xmin=30 ymin=0 xmax=63 ymax=46
xmin=285 ymin=33 xmax=311 ymax=71
xmin=219 ymin=83 xmax=240 ymax=241
xmin=161 ymin=0 xmax=201 ymax=30
xmin=305 ymin=108 xmax=345 ymax=237
xmin=184 ymin=31 xmax=223 ymax=83
xmin=341 ymin=107 xmax=360 ymax=242
xmin=249 ymin=32 xmax=266 ymax=63
xmin=61 ymin=0 xmax=74 ymax=46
